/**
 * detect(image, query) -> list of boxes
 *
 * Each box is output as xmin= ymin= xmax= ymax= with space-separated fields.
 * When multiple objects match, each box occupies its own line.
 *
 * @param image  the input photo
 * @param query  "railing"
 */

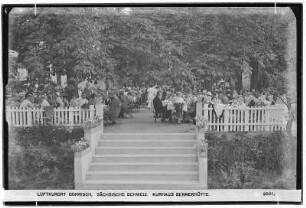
xmin=196 ymin=102 xmax=287 ymax=132
xmin=6 ymin=104 xmax=104 ymax=127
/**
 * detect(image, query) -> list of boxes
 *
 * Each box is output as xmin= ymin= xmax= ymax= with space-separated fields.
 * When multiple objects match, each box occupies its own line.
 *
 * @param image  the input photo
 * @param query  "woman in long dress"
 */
xmin=147 ymin=85 xmax=158 ymax=112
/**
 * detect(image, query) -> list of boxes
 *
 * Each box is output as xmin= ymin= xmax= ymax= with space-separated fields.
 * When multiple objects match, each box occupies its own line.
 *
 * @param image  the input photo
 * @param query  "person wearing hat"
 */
xmin=202 ymin=91 xmax=212 ymax=105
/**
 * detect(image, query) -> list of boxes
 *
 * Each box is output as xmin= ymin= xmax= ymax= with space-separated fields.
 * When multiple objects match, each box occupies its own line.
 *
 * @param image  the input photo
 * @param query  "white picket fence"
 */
xmin=196 ymin=103 xmax=288 ymax=132
xmin=6 ymin=104 xmax=104 ymax=127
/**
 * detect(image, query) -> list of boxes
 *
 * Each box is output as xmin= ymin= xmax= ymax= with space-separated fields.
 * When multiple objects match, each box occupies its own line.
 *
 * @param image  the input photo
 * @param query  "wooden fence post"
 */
xmin=95 ymin=104 xmax=103 ymax=119
xmin=224 ymin=107 xmax=229 ymax=132
xmin=69 ymin=107 xmax=74 ymax=126
xmin=245 ymin=108 xmax=249 ymax=131
xmin=89 ymin=105 xmax=95 ymax=120
xmin=196 ymin=96 xmax=202 ymax=118
xmin=265 ymin=107 xmax=269 ymax=131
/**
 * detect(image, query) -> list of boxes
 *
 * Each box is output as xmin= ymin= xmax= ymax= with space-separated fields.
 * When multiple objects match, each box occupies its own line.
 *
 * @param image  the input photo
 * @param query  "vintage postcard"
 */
xmin=2 ymin=4 xmax=302 ymax=204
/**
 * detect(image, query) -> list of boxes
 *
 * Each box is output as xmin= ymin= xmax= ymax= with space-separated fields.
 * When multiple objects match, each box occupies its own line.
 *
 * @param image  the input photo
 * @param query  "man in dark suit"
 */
xmin=153 ymin=91 xmax=165 ymax=121
xmin=153 ymin=92 xmax=163 ymax=113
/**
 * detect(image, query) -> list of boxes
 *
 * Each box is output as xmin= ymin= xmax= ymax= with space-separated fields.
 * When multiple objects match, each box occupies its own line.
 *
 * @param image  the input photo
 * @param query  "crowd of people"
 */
xmin=16 ymin=81 xmax=148 ymax=125
xmin=148 ymin=84 xmax=284 ymax=124
xmin=14 ymin=78 xmax=286 ymax=125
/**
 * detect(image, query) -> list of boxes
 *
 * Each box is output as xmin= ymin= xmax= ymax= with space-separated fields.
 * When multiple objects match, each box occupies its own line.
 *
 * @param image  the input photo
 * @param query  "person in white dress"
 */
xmin=147 ymin=85 xmax=158 ymax=111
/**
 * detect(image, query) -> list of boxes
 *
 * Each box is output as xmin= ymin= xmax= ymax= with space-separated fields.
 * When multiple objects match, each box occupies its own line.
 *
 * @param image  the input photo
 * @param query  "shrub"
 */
xmin=209 ymin=161 xmax=264 ymax=189
xmin=9 ymin=125 xmax=84 ymax=189
xmin=207 ymin=132 xmax=296 ymax=189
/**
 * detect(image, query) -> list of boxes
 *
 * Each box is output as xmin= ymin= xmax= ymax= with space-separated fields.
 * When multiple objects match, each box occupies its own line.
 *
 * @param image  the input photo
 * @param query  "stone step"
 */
xmin=81 ymin=180 xmax=203 ymax=190
xmin=95 ymin=147 xmax=196 ymax=154
xmin=89 ymin=162 xmax=198 ymax=171
xmin=98 ymin=140 xmax=195 ymax=147
xmin=101 ymin=133 xmax=196 ymax=140
xmin=92 ymin=154 xmax=198 ymax=163
xmin=86 ymin=171 xmax=198 ymax=181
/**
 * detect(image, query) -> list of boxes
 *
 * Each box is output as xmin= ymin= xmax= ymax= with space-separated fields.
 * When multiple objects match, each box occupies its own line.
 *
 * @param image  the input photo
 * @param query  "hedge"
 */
xmin=207 ymin=132 xmax=296 ymax=189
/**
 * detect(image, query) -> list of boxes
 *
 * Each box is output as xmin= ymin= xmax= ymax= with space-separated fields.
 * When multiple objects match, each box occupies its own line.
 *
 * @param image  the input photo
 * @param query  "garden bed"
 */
xmin=8 ymin=127 xmax=297 ymax=190
xmin=207 ymin=132 xmax=297 ymax=189
xmin=8 ymin=125 xmax=84 ymax=189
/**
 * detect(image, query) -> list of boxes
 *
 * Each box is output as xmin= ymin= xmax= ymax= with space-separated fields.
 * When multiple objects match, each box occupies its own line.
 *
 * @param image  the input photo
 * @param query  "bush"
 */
xmin=9 ymin=125 xmax=84 ymax=189
xmin=207 ymin=132 xmax=296 ymax=189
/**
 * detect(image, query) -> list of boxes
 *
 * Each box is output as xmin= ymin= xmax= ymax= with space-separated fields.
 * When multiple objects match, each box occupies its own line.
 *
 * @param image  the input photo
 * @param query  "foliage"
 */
xmin=8 ymin=7 xmax=291 ymax=92
xmin=210 ymin=161 xmax=264 ymax=189
xmin=194 ymin=138 xmax=208 ymax=156
xmin=70 ymin=137 xmax=89 ymax=152
xmin=207 ymin=132 xmax=296 ymax=189
xmin=9 ymin=125 xmax=84 ymax=189
xmin=84 ymin=116 xmax=103 ymax=129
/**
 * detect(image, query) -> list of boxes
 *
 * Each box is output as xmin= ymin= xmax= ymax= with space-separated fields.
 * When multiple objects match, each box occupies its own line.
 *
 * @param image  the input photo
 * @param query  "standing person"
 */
xmin=147 ymin=85 xmax=158 ymax=111
xmin=153 ymin=91 xmax=164 ymax=119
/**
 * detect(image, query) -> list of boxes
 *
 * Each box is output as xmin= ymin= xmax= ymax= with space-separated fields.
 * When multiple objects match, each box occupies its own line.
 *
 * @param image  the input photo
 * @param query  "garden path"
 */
xmin=104 ymin=108 xmax=196 ymax=134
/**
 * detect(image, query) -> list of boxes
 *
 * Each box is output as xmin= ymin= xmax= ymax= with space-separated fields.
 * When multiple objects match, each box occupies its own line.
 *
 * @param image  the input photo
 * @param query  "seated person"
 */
xmin=118 ymin=92 xmax=130 ymax=118
xmin=173 ymin=102 xmax=184 ymax=123
xmin=20 ymin=93 xmax=35 ymax=108
xmin=88 ymin=94 xmax=96 ymax=106
xmin=75 ymin=93 xmax=89 ymax=108
xmin=40 ymin=94 xmax=50 ymax=108
xmin=55 ymin=91 xmax=65 ymax=108
xmin=104 ymin=93 xmax=122 ymax=124
xmin=237 ymin=95 xmax=246 ymax=107
xmin=172 ymin=92 xmax=185 ymax=104
xmin=184 ymin=99 xmax=196 ymax=123
xmin=69 ymin=93 xmax=79 ymax=107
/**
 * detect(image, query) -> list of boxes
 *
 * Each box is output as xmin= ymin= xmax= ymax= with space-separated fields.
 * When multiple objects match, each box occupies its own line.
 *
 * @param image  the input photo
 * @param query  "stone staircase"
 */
xmin=80 ymin=133 xmax=205 ymax=190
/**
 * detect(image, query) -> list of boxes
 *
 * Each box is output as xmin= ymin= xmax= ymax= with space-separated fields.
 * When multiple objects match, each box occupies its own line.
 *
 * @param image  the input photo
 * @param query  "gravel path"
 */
xmin=104 ymin=108 xmax=197 ymax=134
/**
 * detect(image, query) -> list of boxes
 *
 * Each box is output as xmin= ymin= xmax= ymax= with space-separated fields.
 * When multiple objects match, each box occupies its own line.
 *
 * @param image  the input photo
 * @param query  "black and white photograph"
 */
xmin=2 ymin=4 xmax=302 ymax=204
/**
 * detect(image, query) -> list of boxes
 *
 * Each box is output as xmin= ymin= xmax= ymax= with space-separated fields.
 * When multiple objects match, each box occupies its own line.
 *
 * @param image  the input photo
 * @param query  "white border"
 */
xmin=1 ymin=1 xmax=303 ymax=207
